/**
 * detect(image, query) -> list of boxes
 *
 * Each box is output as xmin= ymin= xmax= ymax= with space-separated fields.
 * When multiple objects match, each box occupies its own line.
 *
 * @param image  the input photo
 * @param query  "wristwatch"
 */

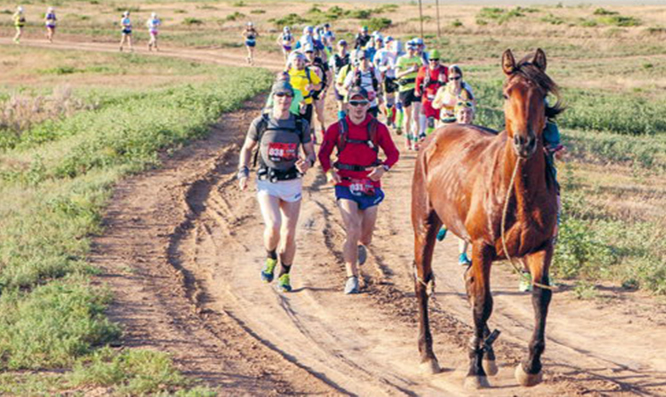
xmin=382 ymin=164 xmax=390 ymax=172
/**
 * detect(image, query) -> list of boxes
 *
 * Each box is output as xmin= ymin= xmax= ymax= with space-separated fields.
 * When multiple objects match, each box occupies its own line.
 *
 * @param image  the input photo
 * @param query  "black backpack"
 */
xmin=252 ymin=113 xmax=304 ymax=168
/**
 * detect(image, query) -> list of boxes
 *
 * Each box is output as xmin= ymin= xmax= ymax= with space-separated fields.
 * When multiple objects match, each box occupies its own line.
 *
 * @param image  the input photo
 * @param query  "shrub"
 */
xmin=593 ymin=8 xmax=618 ymax=16
xmin=225 ymin=12 xmax=246 ymax=22
xmin=451 ymin=19 xmax=463 ymax=28
xmin=250 ymin=9 xmax=265 ymax=14
xmin=232 ymin=0 xmax=246 ymax=6
xmin=182 ymin=17 xmax=203 ymax=26
xmin=598 ymin=15 xmax=641 ymax=27
xmin=367 ymin=17 xmax=392 ymax=32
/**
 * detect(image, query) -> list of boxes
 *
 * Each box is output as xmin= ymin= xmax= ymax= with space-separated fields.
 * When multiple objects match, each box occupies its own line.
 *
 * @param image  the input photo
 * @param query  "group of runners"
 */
xmin=238 ymin=23 xmax=564 ymax=294
xmin=9 ymin=5 xmax=162 ymax=51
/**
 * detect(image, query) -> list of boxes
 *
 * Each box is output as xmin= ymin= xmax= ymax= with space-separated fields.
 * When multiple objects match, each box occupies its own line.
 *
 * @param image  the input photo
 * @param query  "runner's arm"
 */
xmin=317 ymin=123 xmax=340 ymax=173
xmin=414 ymin=67 xmax=425 ymax=97
xmin=377 ymin=123 xmax=400 ymax=169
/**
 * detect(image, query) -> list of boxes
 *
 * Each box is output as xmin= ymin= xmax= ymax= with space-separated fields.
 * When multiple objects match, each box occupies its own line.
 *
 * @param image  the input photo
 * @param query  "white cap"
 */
xmin=17 ymin=5 xmax=24 ymax=12
xmin=151 ymin=12 xmax=157 ymax=18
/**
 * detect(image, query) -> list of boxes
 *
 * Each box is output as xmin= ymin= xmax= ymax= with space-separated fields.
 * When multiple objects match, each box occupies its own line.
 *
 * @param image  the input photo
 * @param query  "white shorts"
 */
xmin=256 ymin=178 xmax=302 ymax=202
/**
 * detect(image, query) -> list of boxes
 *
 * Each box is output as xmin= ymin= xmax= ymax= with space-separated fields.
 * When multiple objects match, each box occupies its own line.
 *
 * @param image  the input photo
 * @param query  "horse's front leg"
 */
xmin=414 ymin=211 xmax=441 ymax=374
xmin=515 ymin=243 xmax=553 ymax=387
xmin=464 ymin=243 xmax=493 ymax=389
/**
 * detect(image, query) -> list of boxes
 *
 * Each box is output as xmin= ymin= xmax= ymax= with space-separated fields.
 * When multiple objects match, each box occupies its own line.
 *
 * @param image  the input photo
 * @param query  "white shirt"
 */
xmin=373 ymin=49 xmax=397 ymax=79
xmin=343 ymin=66 xmax=382 ymax=107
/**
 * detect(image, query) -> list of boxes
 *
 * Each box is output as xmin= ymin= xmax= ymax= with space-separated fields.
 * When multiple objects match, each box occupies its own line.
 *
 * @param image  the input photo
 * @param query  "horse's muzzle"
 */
xmin=513 ymin=133 xmax=537 ymax=159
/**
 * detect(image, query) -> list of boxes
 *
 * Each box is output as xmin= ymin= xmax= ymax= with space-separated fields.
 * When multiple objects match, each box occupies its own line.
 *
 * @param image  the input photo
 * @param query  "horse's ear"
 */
xmin=533 ymin=48 xmax=547 ymax=72
xmin=502 ymin=49 xmax=516 ymax=76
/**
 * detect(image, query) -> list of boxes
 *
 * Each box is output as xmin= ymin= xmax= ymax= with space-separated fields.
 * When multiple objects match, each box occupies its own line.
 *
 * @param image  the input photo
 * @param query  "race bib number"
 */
xmin=349 ymin=178 xmax=376 ymax=196
xmin=427 ymin=93 xmax=435 ymax=100
xmin=267 ymin=142 xmax=297 ymax=162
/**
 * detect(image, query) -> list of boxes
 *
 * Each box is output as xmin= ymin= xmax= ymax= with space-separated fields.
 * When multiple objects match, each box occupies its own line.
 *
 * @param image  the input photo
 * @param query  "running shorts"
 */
xmin=399 ymin=89 xmax=420 ymax=108
xmin=335 ymin=185 xmax=385 ymax=210
xmin=257 ymin=178 xmax=302 ymax=202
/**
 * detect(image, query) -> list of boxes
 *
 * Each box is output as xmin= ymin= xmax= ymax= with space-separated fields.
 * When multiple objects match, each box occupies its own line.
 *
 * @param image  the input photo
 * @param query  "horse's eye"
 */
xmin=503 ymin=94 xmax=509 ymax=100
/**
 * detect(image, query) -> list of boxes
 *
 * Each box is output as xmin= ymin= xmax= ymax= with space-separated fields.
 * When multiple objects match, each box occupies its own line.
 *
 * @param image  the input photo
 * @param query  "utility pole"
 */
xmin=418 ymin=0 xmax=424 ymax=40
xmin=435 ymin=0 xmax=442 ymax=39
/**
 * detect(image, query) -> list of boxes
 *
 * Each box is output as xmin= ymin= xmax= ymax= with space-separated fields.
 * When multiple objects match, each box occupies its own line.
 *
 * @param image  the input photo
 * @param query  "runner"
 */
xmin=119 ymin=11 xmax=133 ymax=52
xmin=318 ymin=86 xmax=399 ymax=294
xmin=414 ymin=50 xmax=448 ymax=138
xmin=146 ymin=12 xmax=161 ymax=52
xmin=242 ymin=22 xmax=259 ymax=65
xmin=304 ymin=43 xmax=332 ymax=142
xmin=395 ymin=41 xmax=422 ymax=150
xmin=237 ymin=79 xmax=316 ymax=293
xmin=432 ymin=64 xmax=476 ymax=126
xmin=12 ymin=6 xmax=26 ymax=45
xmin=287 ymin=51 xmax=322 ymax=141
xmin=354 ymin=26 xmax=371 ymax=50
xmin=322 ymin=23 xmax=335 ymax=56
xmin=374 ymin=36 xmax=398 ymax=128
xmin=276 ymin=26 xmax=294 ymax=61
xmin=343 ymin=50 xmax=383 ymax=118
xmin=265 ymin=72 xmax=304 ymax=117
xmin=329 ymin=39 xmax=351 ymax=120
xmin=295 ymin=25 xmax=314 ymax=51
xmin=435 ymin=100 xmax=476 ymax=266
xmin=364 ymin=32 xmax=382 ymax=63
xmin=44 ymin=7 xmax=57 ymax=43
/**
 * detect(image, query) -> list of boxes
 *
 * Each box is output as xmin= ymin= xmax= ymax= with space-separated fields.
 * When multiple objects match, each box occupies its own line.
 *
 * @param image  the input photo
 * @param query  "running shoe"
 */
xmin=344 ymin=276 xmax=359 ymax=295
xmin=358 ymin=245 xmax=367 ymax=266
xmin=396 ymin=127 xmax=403 ymax=135
xmin=458 ymin=252 xmax=472 ymax=266
xmin=518 ymin=271 xmax=533 ymax=292
xmin=276 ymin=273 xmax=292 ymax=293
xmin=436 ymin=227 xmax=448 ymax=241
xmin=261 ymin=258 xmax=278 ymax=283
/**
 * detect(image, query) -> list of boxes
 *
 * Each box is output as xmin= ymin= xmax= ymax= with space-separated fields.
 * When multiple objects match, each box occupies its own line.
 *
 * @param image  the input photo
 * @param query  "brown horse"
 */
xmin=411 ymin=48 xmax=563 ymax=389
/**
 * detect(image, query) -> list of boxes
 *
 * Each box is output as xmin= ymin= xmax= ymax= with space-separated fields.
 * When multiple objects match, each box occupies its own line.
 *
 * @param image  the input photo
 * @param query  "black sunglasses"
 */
xmin=349 ymin=100 xmax=369 ymax=107
xmin=429 ymin=58 xmax=439 ymax=62
xmin=450 ymin=76 xmax=461 ymax=81
xmin=274 ymin=92 xmax=293 ymax=98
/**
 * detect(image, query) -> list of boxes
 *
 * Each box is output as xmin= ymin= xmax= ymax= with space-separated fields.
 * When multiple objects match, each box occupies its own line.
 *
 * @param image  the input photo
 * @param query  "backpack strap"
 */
xmin=252 ymin=113 xmax=270 ymax=168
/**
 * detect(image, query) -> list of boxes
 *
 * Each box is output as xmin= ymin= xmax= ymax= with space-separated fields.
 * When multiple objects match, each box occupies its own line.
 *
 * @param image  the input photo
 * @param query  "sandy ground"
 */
xmin=7 ymin=37 xmax=666 ymax=396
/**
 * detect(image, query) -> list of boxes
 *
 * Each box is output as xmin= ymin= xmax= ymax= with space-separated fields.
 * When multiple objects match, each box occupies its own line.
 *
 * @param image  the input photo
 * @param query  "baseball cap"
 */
xmin=271 ymin=80 xmax=295 ymax=96
xmin=338 ymin=39 xmax=347 ymax=46
xmin=347 ymin=86 xmax=369 ymax=101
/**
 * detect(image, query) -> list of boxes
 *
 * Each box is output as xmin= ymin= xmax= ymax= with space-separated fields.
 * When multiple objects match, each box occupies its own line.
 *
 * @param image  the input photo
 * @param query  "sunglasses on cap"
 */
xmin=349 ymin=100 xmax=369 ymax=107
xmin=450 ymin=76 xmax=461 ymax=81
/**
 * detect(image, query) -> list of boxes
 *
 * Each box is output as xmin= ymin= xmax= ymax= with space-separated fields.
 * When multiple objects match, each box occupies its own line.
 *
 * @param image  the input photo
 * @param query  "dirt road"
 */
xmin=8 ymin=38 xmax=666 ymax=396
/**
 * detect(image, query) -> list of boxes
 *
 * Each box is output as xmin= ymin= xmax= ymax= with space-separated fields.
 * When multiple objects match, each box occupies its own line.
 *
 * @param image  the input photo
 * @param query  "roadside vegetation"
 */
xmin=0 ymin=0 xmax=664 ymax=393
xmin=0 ymin=46 xmax=271 ymax=395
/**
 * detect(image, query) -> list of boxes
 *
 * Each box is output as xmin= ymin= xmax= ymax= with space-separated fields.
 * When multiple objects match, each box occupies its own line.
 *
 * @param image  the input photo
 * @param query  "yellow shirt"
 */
xmin=289 ymin=67 xmax=322 ymax=105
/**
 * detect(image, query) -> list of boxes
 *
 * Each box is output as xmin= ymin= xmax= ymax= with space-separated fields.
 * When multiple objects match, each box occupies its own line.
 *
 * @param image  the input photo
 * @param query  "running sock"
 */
xmin=396 ymin=107 xmax=404 ymax=129
xmin=279 ymin=263 xmax=292 ymax=276
xmin=267 ymin=249 xmax=277 ymax=260
xmin=419 ymin=113 xmax=427 ymax=136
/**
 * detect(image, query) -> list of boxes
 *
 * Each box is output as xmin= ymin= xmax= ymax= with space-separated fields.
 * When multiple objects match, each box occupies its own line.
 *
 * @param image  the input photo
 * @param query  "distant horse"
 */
xmin=411 ymin=48 xmax=563 ymax=389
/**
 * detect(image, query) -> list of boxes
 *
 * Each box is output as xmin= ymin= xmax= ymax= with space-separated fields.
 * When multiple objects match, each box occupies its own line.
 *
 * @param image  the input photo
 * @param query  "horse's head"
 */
xmin=502 ymin=49 xmax=562 ymax=159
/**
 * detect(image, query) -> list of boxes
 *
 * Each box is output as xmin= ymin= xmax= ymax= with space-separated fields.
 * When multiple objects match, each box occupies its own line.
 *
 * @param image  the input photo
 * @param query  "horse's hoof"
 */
xmin=483 ymin=359 xmax=499 ymax=376
xmin=419 ymin=358 xmax=441 ymax=374
xmin=463 ymin=376 xmax=490 ymax=390
xmin=515 ymin=364 xmax=543 ymax=387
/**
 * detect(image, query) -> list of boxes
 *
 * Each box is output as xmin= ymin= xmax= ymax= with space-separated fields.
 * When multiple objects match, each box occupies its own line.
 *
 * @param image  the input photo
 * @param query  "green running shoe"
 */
xmin=261 ymin=258 xmax=277 ymax=283
xmin=519 ymin=271 xmax=533 ymax=292
xmin=276 ymin=273 xmax=292 ymax=293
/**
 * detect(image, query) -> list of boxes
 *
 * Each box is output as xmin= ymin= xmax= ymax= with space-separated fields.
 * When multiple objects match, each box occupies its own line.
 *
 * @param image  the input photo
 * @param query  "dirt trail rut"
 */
xmin=11 ymin=37 xmax=666 ymax=395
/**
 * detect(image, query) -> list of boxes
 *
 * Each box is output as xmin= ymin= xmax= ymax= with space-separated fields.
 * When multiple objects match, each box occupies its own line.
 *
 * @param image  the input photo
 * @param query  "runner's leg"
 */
xmin=277 ymin=198 xmax=302 ymax=272
xmin=257 ymin=192 xmax=282 ymax=253
xmin=338 ymin=199 xmax=363 ymax=278
xmin=359 ymin=204 xmax=379 ymax=247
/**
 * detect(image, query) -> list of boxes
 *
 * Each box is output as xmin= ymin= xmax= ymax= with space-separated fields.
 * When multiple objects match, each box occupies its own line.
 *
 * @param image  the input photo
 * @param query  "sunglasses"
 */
xmin=274 ymin=92 xmax=293 ymax=98
xmin=450 ymin=76 xmax=461 ymax=81
xmin=429 ymin=58 xmax=439 ymax=62
xmin=349 ymin=100 xmax=369 ymax=107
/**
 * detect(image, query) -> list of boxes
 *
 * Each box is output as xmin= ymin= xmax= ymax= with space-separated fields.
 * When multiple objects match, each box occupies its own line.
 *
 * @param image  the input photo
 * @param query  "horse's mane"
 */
xmin=510 ymin=53 xmax=565 ymax=119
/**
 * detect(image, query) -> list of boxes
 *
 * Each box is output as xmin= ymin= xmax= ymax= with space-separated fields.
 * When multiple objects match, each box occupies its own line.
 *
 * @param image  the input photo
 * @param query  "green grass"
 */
xmin=0 ymin=49 xmax=272 ymax=394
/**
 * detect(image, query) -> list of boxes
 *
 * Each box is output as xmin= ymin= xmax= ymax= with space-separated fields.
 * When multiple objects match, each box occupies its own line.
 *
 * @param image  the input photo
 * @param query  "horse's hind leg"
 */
xmin=516 ymin=244 xmax=553 ymax=387
xmin=464 ymin=243 xmax=493 ymax=389
xmin=413 ymin=210 xmax=442 ymax=374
